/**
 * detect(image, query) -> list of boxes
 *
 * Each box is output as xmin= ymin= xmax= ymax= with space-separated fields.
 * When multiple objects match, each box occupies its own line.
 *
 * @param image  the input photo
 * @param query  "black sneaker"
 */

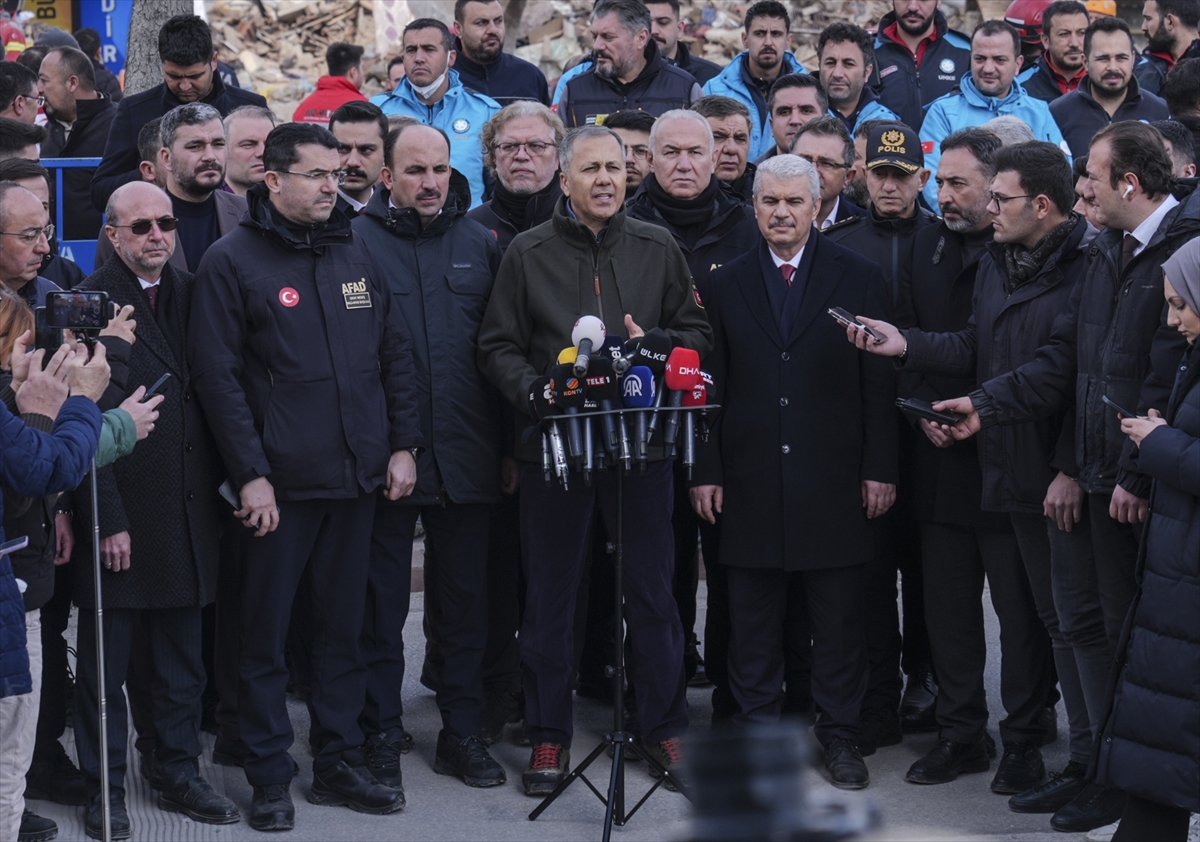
xmin=522 ymin=743 xmax=569 ymax=797
xmin=1008 ymin=761 xmax=1088 ymax=813
xmin=84 ymin=795 xmax=131 ymax=841
xmin=309 ymin=758 xmax=405 ymax=814
xmin=991 ymin=741 xmax=1045 ymax=794
xmin=858 ymin=707 xmax=903 ymax=757
xmin=824 ymin=737 xmax=869 ymax=790
xmin=905 ymin=737 xmax=991 ymax=784
xmin=364 ymin=726 xmax=411 ymax=789
xmin=17 ymin=810 xmax=57 ymax=842
xmin=249 ymin=784 xmax=294 ymax=832
xmin=1051 ymin=783 xmax=1127 ymax=832
xmin=158 ymin=775 xmax=240 ymax=824
xmin=434 ymin=731 xmax=507 ymax=787
xmin=899 ymin=664 xmax=938 ymax=733
xmin=25 ymin=741 xmax=87 ymax=805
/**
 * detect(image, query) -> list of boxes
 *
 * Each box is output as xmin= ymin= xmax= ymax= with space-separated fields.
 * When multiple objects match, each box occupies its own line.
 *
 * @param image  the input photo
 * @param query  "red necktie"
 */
xmin=145 ymin=284 xmax=158 ymax=312
xmin=780 ymin=264 xmax=795 ymax=287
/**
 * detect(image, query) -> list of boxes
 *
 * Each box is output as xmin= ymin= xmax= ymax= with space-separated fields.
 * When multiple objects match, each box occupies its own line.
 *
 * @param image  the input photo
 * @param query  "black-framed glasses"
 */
xmin=0 ymin=223 xmax=53 ymax=245
xmin=112 ymin=216 xmax=178 ymax=236
xmin=797 ymin=154 xmax=850 ymax=172
xmin=279 ymin=169 xmax=348 ymax=185
xmin=493 ymin=140 xmax=553 ymax=157
xmin=989 ymin=191 xmax=1034 ymax=206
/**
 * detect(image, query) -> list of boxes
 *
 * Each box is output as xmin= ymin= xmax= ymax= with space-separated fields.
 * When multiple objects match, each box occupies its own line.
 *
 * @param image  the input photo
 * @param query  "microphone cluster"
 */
xmin=531 ymin=318 xmax=712 ymax=488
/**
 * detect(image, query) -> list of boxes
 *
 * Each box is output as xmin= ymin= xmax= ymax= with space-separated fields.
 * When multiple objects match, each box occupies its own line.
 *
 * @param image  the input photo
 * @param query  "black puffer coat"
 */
xmin=353 ymin=191 xmax=503 ymax=506
xmin=1092 ymin=340 xmax=1200 ymax=813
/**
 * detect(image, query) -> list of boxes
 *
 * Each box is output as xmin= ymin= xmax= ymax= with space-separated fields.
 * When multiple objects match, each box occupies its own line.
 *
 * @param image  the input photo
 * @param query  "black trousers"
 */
xmin=237 ymin=494 xmax=375 ymax=786
xmin=1111 ymin=794 xmax=1192 ymax=842
xmin=726 ymin=564 xmax=867 ymax=744
xmin=1087 ymin=492 xmax=1141 ymax=646
xmin=75 ymin=606 xmax=205 ymax=799
xmin=518 ymin=461 xmax=687 ymax=748
xmin=213 ymin=521 xmax=245 ymax=747
xmin=361 ymin=501 xmax=491 ymax=738
xmin=921 ymin=520 xmax=1053 ymax=744
xmin=482 ymin=494 xmax=523 ymax=699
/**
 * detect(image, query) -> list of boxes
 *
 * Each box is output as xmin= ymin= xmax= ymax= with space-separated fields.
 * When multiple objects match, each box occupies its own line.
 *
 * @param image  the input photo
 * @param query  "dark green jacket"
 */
xmin=477 ymin=196 xmax=713 ymax=463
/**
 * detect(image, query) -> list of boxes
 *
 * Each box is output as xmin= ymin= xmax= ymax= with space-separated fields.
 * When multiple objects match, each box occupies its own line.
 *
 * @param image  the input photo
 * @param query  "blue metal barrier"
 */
xmin=42 ymin=156 xmax=103 ymax=274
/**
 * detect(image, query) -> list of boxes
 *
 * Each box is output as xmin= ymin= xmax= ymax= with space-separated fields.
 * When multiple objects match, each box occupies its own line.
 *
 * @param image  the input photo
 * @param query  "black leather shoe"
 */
xmin=858 ymin=707 xmax=903 ymax=757
xmin=991 ymin=741 xmax=1045 ymax=794
xmin=523 ymin=743 xmax=569 ymax=797
xmin=250 ymin=784 xmax=295 ymax=832
xmin=824 ymin=738 xmax=869 ymax=790
xmin=1051 ymin=783 xmax=1126 ymax=832
xmin=905 ymin=737 xmax=991 ymax=784
xmin=17 ymin=810 xmax=57 ymax=842
xmin=434 ymin=731 xmax=506 ymax=787
xmin=364 ymin=727 xmax=411 ymax=789
xmin=158 ymin=775 xmax=240 ymax=824
xmin=1037 ymin=705 xmax=1058 ymax=747
xmin=899 ymin=665 xmax=938 ymax=733
xmin=212 ymin=736 xmax=249 ymax=767
xmin=26 ymin=741 xmax=87 ymax=805
xmin=139 ymin=750 xmax=164 ymax=790
xmin=309 ymin=759 xmax=405 ymax=814
xmin=481 ymin=688 xmax=521 ymax=745
xmin=84 ymin=796 xmax=131 ymax=841
xmin=1008 ymin=761 xmax=1088 ymax=813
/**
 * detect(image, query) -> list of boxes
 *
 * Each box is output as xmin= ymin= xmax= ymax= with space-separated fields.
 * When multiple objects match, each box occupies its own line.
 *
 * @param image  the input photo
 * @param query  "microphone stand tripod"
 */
xmin=529 ymin=404 xmax=714 ymax=841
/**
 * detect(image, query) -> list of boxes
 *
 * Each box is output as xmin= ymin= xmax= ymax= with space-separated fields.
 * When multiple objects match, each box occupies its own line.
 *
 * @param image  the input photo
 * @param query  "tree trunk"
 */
xmin=503 ymin=0 xmax=527 ymax=53
xmin=124 ymin=0 xmax=194 ymax=96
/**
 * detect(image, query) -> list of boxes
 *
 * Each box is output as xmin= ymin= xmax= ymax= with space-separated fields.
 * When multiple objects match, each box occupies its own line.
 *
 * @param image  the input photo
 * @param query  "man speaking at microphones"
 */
xmin=691 ymin=154 xmax=896 ymax=790
xmin=477 ymin=125 xmax=711 ymax=796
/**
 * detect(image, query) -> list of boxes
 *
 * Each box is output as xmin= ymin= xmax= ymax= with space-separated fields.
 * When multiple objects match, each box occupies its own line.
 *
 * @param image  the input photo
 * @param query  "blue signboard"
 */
xmin=77 ymin=0 xmax=134 ymax=77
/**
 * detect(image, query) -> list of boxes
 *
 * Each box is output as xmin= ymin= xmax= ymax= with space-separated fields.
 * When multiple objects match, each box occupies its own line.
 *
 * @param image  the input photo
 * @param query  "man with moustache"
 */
xmin=692 ymin=95 xmax=756 ymax=201
xmin=604 ymin=109 xmax=656 ymax=192
xmin=703 ymin=1 xmax=807 ymax=160
xmin=328 ymin=100 xmax=387 ymax=216
xmin=94 ymin=103 xmax=245 ymax=273
xmin=817 ymin=23 xmax=900 ymax=135
xmin=647 ymin=0 xmax=721 ymax=85
xmin=872 ymin=0 xmax=973 ymax=131
xmin=1018 ymin=2 xmax=1089 ymax=102
xmin=452 ymin=0 xmax=550 ymax=106
xmin=1133 ymin=0 xmax=1200 ymax=95
xmin=222 ymin=105 xmax=275 ymax=197
xmin=1051 ymin=16 xmax=1168 ymax=158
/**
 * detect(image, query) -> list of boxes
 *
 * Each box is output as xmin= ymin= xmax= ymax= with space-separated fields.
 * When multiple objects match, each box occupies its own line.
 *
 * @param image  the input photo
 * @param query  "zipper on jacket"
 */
xmin=592 ymin=250 xmax=605 ymax=323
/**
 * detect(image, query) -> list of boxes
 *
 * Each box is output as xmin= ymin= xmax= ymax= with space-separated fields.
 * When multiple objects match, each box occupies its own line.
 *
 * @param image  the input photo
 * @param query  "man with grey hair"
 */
xmin=981 ymin=115 xmax=1037 ymax=146
xmin=691 ymin=152 xmax=895 ymax=790
xmin=478 ymin=124 xmax=711 ymax=796
xmin=468 ymin=101 xmax=565 ymax=253
xmin=557 ymin=0 xmax=701 ymax=128
xmin=95 ymin=102 xmax=245 ymax=272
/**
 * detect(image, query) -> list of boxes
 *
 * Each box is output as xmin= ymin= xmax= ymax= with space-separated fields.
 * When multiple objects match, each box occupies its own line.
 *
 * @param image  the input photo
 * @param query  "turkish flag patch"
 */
xmin=921 ymin=141 xmax=934 ymax=154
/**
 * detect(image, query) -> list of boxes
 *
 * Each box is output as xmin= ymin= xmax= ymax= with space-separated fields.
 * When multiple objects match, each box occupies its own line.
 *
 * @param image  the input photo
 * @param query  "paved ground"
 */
xmin=33 ymin=570 xmax=1091 ymax=841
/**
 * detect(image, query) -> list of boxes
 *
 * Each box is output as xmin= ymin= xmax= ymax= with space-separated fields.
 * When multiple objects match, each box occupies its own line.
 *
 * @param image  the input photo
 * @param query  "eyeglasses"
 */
xmin=21 ymin=93 xmax=45 ymax=108
xmin=279 ymin=169 xmax=348 ymax=185
xmin=111 ymin=217 xmax=179 ymax=236
xmin=989 ymin=191 xmax=1034 ymax=206
xmin=0 ymin=224 xmax=53 ymax=245
xmin=797 ymin=154 xmax=850 ymax=172
xmin=493 ymin=140 xmax=553 ymax=157
xmin=624 ymin=144 xmax=650 ymax=160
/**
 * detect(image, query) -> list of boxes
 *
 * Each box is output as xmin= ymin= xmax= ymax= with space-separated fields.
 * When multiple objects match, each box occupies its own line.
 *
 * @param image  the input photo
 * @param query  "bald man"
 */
xmin=73 ymin=181 xmax=237 ymax=836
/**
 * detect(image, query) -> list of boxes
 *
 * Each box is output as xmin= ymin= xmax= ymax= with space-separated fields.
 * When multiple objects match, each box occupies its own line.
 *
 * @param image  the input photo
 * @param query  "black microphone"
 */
xmin=586 ymin=358 xmax=620 ymax=457
xmin=528 ymin=376 xmax=565 ymax=485
xmin=550 ymin=362 xmax=586 ymax=472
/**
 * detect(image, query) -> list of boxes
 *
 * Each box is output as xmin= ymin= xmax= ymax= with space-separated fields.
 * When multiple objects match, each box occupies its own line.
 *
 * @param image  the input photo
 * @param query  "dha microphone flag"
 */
xmin=663 ymin=347 xmax=701 ymax=447
xmin=571 ymin=315 xmax=606 ymax=377
xmin=622 ymin=365 xmax=654 ymax=462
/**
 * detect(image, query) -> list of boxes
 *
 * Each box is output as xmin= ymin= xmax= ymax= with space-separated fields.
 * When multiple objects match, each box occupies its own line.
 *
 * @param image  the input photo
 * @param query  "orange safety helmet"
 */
xmin=1086 ymin=0 xmax=1117 ymax=16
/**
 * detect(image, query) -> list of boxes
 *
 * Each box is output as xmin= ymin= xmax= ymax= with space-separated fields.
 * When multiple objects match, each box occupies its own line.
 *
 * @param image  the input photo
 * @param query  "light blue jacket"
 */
xmin=702 ymin=52 xmax=807 ymax=160
xmin=919 ymin=73 xmax=1069 ymax=209
xmin=829 ymin=98 xmax=901 ymax=136
xmin=370 ymin=69 xmax=500 ymax=209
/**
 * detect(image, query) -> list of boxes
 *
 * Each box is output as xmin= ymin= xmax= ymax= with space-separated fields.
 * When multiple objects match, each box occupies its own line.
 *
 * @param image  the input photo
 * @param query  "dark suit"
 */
xmin=93 ymin=189 xmax=246 ymax=273
xmin=72 ymin=256 xmax=224 ymax=798
xmin=695 ymin=235 xmax=897 ymax=742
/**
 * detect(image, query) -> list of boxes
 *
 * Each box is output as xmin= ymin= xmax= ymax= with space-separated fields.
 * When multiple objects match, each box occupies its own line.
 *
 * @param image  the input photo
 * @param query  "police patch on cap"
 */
xmin=452 ymin=118 xmax=470 ymax=134
xmin=866 ymin=123 xmax=923 ymax=174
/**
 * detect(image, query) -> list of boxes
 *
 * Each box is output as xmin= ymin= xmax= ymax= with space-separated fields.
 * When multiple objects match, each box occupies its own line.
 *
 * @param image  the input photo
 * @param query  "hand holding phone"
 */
xmin=896 ymin=397 xmax=964 ymax=425
xmin=828 ymin=307 xmax=886 ymax=344
xmin=1101 ymin=394 xmax=1138 ymax=418
xmin=142 ymin=372 xmax=171 ymax=401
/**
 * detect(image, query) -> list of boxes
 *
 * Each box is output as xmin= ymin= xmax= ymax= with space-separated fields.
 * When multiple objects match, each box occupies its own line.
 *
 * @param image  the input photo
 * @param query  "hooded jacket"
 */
xmin=558 ymin=41 xmax=701 ymax=129
xmin=477 ymin=196 xmax=713 ymax=463
xmin=702 ymin=51 xmax=807 ymax=160
xmin=828 ymin=85 xmax=901 ymax=136
xmin=1050 ymin=76 xmax=1169 ymax=159
xmin=871 ymin=10 xmax=972 ymax=132
xmin=292 ymin=75 xmax=367 ymax=124
xmin=919 ymin=73 xmax=1069 ymax=208
xmin=90 ymin=73 xmax=267 ymax=212
xmin=371 ymin=69 xmax=500 ymax=211
xmin=187 ymin=184 xmax=423 ymax=500
xmin=352 ymin=190 xmax=503 ymax=506
xmin=40 ymin=95 xmax=118 ymax=240
xmin=1133 ymin=38 xmax=1200 ymax=96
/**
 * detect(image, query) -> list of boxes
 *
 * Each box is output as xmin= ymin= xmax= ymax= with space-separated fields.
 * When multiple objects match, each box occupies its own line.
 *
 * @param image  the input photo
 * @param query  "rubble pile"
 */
xmin=205 ymin=0 xmax=975 ymax=118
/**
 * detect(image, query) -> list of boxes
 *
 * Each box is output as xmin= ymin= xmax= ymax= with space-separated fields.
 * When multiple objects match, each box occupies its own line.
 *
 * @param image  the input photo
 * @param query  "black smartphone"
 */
xmin=896 ymin=397 xmax=964 ymax=425
xmin=45 ymin=291 xmax=110 ymax=331
xmin=218 ymin=479 xmax=240 ymax=511
xmin=828 ymin=306 xmax=885 ymax=344
xmin=1102 ymin=394 xmax=1138 ymax=418
xmin=141 ymin=372 xmax=172 ymax=401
